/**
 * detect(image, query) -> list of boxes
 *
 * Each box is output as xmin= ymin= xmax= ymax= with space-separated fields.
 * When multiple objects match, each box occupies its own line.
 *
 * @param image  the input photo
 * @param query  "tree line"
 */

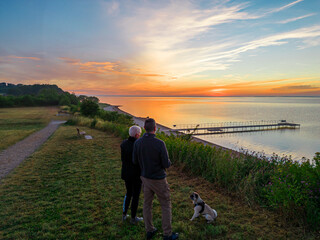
xmin=0 ymin=82 xmax=98 ymax=108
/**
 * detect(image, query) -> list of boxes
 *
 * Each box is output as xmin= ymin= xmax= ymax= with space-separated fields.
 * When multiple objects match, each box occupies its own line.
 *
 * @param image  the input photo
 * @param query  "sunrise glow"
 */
xmin=1 ymin=0 xmax=320 ymax=96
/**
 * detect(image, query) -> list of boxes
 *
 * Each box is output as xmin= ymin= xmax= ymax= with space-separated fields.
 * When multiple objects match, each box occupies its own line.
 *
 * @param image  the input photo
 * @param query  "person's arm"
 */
xmin=132 ymin=141 xmax=138 ymax=165
xmin=120 ymin=143 xmax=126 ymax=163
xmin=160 ymin=141 xmax=171 ymax=169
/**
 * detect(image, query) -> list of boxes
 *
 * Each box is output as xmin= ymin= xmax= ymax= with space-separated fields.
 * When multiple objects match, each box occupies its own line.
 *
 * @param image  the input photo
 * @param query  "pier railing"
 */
xmin=171 ymin=120 xmax=300 ymax=135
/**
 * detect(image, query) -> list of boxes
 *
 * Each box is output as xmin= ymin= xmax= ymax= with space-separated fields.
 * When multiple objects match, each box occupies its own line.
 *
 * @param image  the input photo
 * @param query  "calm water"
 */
xmin=99 ymin=96 xmax=320 ymax=160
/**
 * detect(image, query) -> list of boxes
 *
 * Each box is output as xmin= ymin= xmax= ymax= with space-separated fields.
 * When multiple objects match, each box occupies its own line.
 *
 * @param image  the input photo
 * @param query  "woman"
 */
xmin=120 ymin=125 xmax=143 ymax=224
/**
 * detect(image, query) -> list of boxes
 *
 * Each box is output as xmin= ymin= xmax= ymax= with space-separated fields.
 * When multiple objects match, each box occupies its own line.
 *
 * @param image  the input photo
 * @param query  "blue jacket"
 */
xmin=133 ymin=133 xmax=171 ymax=179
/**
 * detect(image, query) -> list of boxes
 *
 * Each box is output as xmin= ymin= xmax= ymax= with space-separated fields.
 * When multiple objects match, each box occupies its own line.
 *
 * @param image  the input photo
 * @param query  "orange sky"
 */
xmin=1 ymin=0 xmax=320 ymax=96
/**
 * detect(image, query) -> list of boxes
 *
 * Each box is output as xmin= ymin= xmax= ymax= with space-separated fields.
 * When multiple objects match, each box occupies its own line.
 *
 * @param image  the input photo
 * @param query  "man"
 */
xmin=121 ymin=125 xmax=143 ymax=224
xmin=133 ymin=118 xmax=179 ymax=240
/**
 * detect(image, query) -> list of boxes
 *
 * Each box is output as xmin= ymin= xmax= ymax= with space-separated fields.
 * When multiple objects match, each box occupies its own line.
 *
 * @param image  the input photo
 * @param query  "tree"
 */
xmin=59 ymin=95 xmax=71 ymax=106
xmin=21 ymin=95 xmax=35 ymax=106
xmin=80 ymin=99 xmax=99 ymax=117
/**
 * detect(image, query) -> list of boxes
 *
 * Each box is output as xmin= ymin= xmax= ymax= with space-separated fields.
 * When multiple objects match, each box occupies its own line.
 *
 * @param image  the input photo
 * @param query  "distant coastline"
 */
xmin=100 ymin=96 xmax=319 ymax=161
xmin=103 ymin=104 xmax=232 ymax=152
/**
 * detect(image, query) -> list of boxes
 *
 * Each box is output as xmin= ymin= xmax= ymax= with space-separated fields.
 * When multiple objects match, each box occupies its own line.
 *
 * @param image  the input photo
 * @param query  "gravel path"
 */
xmin=0 ymin=120 xmax=66 ymax=182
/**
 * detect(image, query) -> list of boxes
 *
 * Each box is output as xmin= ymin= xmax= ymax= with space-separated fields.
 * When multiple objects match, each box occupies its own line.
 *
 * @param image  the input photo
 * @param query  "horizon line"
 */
xmin=94 ymin=95 xmax=320 ymax=98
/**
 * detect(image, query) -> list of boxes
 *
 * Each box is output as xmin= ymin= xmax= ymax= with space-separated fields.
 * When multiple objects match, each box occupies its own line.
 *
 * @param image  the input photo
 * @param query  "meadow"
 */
xmin=0 ymin=125 xmax=313 ymax=239
xmin=0 ymin=107 xmax=59 ymax=151
xmin=0 ymin=108 xmax=319 ymax=239
xmin=70 ymin=115 xmax=320 ymax=232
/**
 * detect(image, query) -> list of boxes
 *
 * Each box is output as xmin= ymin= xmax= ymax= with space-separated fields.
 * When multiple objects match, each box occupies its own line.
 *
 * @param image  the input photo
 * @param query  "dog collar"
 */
xmin=194 ymin=201 xmax=205 ymax=214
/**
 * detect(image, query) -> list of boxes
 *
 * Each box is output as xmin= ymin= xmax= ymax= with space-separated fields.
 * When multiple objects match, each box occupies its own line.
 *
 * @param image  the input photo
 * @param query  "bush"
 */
xmin=97 ymin=109 xmax=133 ymax=125
xmin=157 ymin=132 xmax=320 ymax=230
xmin=264 ymin=153 xmax=320 ymax=228
xmin=80 ymin=100 xmax=99 ymax=117
xmin=69 ymin=116 xmax=129 ymax=140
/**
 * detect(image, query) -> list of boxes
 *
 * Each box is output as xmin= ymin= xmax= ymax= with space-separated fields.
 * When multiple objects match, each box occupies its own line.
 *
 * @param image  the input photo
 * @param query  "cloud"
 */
xmin=59 ymin=57 xmax=165 ymax=78
xmin=299 ymin=37 xmax=320 ymax=49
xmin=191 ymin=25 xmax=320 ymax=66
xmin=268 ymin=0 xmax=304 ymax=14
xmin=58 ymin=57 xmax=80 ymax=64
xmin=272 ymin=85 xmax=320 ymax=91
xmin=2 ymin=0 xmax=319 ymax=97
xmin=0 ymin=55 xmax=42 ymax=65
xmin=124 ymin=1 xmax=257 ymax=50
xmin=101 ymin=0 xmax=120 ymax=16
xmin=116 ymin=0 xmax=320 ymax=79
xmin=279 ymin=13 xmax=315 ymax=24
xmin=7 ymin=55 xmax=41 ymax=61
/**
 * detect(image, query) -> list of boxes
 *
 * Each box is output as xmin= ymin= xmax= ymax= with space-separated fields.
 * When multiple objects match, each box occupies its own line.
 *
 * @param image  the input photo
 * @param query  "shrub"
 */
xmin=69 ymin=116 xmax=129 ymax=140
xmin=97 ymin=110 xmax=133 ymax=125
xmin=157 ymin=132 xmax=320 ymax=230
xmin=80 ymin=100 xmax=99 ymax=117
xmin=264 ymin=153 xmax=320 ymax=229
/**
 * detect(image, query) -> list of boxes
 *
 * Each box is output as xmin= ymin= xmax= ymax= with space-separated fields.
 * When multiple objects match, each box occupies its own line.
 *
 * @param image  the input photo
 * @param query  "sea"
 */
xmin=99 ymin=96 xmax=320 ymax=161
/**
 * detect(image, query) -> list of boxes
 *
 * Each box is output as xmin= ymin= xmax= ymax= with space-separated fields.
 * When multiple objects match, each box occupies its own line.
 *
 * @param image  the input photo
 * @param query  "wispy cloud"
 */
xmin=279 ymin=13 xmax=315 ymax=24
xmin=59 ymin=57 xmax=164 ymax=78
xmin=299 ymin=37 xmax=320 ymax=49
xmin=101 ymin=0 xmax=120 ymax=16
xmin=268 ymin=0 xmax=304 ymax=14
xmin=2 ymin=0 xmax=319 ymax=97
xmin=117 ymin=0 xmax=320 ymax=80
xmin=194 ymin=25 xmax=320 ymax=65
xmin=272 ymin=84 xmax=320 ymax=90
xmin=7 ymin=55 xmax=41 ymax=61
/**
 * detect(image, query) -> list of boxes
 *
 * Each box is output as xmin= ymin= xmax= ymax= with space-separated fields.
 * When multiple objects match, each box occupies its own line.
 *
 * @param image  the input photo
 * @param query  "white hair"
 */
xmin=129 ymin=125 xmax=141 ymax=137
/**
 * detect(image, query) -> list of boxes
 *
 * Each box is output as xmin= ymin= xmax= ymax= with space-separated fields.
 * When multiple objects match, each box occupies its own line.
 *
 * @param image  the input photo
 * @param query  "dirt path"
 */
xmin=0 ymin=120 xmax=66 ymax=182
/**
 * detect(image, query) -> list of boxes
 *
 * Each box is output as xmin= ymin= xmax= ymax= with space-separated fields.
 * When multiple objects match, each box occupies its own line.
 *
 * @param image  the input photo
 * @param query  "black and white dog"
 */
xmin=190 ymin=192 xmax=217 ymax=223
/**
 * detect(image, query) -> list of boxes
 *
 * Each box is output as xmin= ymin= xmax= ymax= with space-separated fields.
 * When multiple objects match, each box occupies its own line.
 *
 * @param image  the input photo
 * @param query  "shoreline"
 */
xmin=103 ymin=105 xmax=232 ymax=151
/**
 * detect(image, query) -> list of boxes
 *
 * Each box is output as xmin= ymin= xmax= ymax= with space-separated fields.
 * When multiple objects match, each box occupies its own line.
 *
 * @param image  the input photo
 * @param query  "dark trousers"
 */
xmin=123 ymin=178 xmax=142 ymax=218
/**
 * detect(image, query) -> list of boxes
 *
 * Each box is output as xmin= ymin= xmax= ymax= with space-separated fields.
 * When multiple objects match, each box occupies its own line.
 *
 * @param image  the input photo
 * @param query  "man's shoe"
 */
xmin=122 ymin=214 xmax=129 ymax=222
xmin=130 ymin=216 xmax=143 ymax=224
xmin=146 ymin=228 xmax=158 ymax=240
xmin=163 ymin=232 xmax=179 ymax=240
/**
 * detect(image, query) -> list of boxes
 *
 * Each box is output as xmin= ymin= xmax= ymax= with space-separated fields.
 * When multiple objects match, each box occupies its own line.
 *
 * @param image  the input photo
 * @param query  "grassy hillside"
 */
xmin=0 ymin=125 xmax=316 ymax=239
xmin=0 ymin=107 xmax=60 ymax=151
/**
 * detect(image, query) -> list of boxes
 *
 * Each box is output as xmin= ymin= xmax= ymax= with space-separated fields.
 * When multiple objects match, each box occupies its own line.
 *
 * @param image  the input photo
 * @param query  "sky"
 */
xmin=0 ymin=0 xmax=320 ymax=97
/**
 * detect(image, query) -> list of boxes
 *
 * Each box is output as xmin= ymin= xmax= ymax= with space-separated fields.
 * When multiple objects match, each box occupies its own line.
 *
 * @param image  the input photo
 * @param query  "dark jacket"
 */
xmin=132 ymin=133 xmax=171 ymax=179
xmin=121 ymin=136 xmax=141 ymax=180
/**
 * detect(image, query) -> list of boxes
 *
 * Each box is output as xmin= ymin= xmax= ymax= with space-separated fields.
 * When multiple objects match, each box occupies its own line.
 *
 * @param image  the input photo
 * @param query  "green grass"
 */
xmin=0 ymin=107 xmax=66 ymax=151
xmin=0 ymin=125 xmax=317 ymax=239
xmin=157 ymin=132 xmax=320 ymax=230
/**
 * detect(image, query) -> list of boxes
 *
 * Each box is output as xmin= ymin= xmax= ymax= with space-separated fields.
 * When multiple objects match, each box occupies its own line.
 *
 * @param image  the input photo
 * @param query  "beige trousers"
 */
xmin=140 ymin=176 xmax=172 ymax=236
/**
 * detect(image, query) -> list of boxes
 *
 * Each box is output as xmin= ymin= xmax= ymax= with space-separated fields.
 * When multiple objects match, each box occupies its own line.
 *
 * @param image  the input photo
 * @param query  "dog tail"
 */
xmin=213 ymin=209 xmax=218 ymax=218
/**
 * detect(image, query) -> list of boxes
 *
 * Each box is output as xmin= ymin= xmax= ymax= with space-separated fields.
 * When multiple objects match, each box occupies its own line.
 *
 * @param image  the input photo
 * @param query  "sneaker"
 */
xmin=146 ymin=228 xmax=158 ymax=240
xmin=130 ymin=216 xmax=143 ymax=224
xmin=122 ymin=214 xmax=129 ymax=222
xmin=163 ymin=232 xmax=179 ymax=240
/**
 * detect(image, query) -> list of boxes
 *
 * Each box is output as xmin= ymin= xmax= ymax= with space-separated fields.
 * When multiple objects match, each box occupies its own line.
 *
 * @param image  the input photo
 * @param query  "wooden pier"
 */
xmin=171 ymin=120 xmax=300 ymax=135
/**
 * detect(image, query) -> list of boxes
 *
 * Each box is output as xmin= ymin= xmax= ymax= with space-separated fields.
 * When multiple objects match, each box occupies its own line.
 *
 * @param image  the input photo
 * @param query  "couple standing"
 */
xmin=120 ymin=118 xmax=179 ymax=240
